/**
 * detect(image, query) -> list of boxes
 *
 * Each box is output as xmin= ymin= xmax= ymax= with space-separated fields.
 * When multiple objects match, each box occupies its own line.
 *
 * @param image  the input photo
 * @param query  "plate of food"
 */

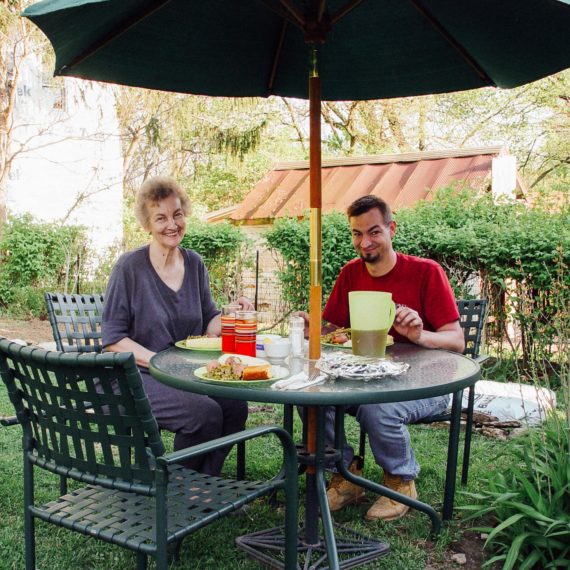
xmin=321 ymin=328 xmax=393 ymax=349
xmin=193 ymin=354 xmax=289 ymax=386
xmin=175 ymin=336 xmax=222 ymax=351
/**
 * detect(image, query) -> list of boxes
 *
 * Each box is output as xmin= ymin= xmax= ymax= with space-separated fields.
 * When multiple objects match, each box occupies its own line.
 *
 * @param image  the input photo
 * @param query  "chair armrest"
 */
xmin=474 ymin=354 xmax=491 ymax=366
xmin=157 ymin=424 xmax=297 ymax=467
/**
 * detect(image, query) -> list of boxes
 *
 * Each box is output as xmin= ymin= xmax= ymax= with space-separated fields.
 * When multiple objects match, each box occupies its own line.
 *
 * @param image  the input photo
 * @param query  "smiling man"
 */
xmin=321 ymin=194 xmax=464 ymax=522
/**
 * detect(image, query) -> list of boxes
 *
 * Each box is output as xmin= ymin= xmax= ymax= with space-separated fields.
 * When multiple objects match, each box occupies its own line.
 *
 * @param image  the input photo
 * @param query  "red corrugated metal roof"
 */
xmin=230 ymin=147 xmax=524 ymax=223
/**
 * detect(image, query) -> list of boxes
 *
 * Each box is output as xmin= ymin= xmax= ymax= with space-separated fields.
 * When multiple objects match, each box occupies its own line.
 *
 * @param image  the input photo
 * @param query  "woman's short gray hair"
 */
xmin=134 ymin=176 xmax=191 ymax=229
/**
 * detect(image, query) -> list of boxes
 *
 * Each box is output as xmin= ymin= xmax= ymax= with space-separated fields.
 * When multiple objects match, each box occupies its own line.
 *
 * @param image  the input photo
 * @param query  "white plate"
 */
xmin=193 ymin=363 xmax=289 ymax=386
xmin=175 ymin=337 xmax=222 ymax=351
xmin=194 ymin=353 xmax=287 ymax=385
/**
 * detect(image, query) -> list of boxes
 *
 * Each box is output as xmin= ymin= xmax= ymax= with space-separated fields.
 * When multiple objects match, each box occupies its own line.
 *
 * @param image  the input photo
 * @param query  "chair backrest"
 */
xmin=45 ymin=293 xmax=105 ymax=353
xmin=457 ymin=299 xmax=487 ymax=359
xmin=0 ymin=338 xmax=165 ymax=488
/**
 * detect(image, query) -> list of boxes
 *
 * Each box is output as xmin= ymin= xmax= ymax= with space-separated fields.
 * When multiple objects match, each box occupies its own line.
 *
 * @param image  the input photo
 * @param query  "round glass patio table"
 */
xmin=150 ymin=343 xmax=480 ymax=570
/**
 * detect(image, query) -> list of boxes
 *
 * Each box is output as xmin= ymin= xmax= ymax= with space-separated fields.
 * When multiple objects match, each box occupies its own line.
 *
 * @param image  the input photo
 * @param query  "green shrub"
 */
xmin=0 ymin=215 xmax=88 ymax=316
xmin=264 ymin=188 xmax=570 ymax=368
xmin=264 ymin=211 xmax=354 ymax=311
xmin=461 ymin=419 xmax=570 ymax=569
xmin=180 ymin=220 xmax=253 ymax=306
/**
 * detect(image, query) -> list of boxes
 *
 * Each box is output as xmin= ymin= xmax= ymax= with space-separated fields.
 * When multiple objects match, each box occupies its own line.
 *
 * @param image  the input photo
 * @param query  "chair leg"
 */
xmin=23 ymin=459 xmax=35 ymax=570
xmin=442 ymin=391 xmax=463 ymax=521
xmin=358 ymin=425 xmax=367 ymax=460
xmin=461 ymin=386 xmax=476 ymax=486
xmin=236 ymin=441 xmax=246 ymax=480
xmin=283 ymin=404 xmax=294 ymax=435
xmin=59 ymin=474 xmax=68 ymax=495
xmin=136 ymin=551 xmax=147 ymax=570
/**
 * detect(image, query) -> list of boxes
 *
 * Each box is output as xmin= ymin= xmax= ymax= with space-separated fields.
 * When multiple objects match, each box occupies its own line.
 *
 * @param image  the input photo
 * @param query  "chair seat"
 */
xmin=31 ymin=465 xmax=273 ymax=555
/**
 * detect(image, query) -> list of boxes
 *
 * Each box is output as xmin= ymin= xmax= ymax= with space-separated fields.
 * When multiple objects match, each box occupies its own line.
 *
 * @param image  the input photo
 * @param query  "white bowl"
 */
xmin=256 ymin=334 xmax=282 ymax=357
xmin=263 ymin=338 xmax=291 ymax=359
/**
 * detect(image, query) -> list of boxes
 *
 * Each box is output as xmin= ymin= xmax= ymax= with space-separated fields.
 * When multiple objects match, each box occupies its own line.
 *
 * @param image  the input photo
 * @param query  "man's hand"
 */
xmin=393 ymin=305 xmax=465 ymax=351
xmin=393 ymin=305 xmax=423 ymax=343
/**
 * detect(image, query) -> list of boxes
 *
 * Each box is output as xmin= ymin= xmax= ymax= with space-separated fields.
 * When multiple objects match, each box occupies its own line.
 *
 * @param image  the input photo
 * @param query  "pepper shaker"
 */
xmin=288 ymin=315 xmax=305 ymax=358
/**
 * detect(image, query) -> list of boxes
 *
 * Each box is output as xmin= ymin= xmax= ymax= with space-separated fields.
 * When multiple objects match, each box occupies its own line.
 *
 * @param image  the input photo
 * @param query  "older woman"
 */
xmin=103 ymin=176 xmax=252 ymax=475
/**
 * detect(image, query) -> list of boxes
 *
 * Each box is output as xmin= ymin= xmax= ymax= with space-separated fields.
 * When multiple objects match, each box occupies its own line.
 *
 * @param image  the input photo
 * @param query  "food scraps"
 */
xmin=322 ymin=327 xmax=351 ymax=346
xmin=205 ymin=356 xmax=271 ymax=381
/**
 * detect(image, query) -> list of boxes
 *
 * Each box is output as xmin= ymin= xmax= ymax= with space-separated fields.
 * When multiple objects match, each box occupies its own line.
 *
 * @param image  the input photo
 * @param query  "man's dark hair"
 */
xmin=346 ymin=195 xmax=393 ymax=223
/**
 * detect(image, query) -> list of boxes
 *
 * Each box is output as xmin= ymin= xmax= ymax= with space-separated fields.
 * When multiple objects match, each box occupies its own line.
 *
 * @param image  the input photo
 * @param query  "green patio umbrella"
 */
xmin=23 ymin=0 xmax=570 ymax=360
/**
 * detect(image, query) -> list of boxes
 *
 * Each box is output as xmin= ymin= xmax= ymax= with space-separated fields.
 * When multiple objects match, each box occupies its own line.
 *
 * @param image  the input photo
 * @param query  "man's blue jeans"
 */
xmin=325 ymin=395 xmax=450 ymax=480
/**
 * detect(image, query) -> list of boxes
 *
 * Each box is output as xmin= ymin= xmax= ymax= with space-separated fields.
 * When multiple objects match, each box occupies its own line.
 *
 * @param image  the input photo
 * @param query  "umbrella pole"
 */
xmin=308 ymin=48 xmax=322 ymax=363
xmin=306 ymin=45 xmax=322 ymax=481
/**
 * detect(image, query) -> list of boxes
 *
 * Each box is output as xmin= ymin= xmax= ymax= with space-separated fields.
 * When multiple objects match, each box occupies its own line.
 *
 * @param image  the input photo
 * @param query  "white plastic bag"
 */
xmin=464 ymin=380 xmax=556 ymax=426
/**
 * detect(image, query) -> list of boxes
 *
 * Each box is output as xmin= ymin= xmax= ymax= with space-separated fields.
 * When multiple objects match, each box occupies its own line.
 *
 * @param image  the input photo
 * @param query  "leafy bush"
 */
xmin=461 ymin=419 xmax=570 ymax=569
xmin=264 ymin=211 xmax=353 ymax=311
xmin=0 ymin=215 xmax=88 ymax=317
xmin=264 ymin=188 xmax=570 ymax=368
xmin=180 ymin=220 xmax=252 ymax=306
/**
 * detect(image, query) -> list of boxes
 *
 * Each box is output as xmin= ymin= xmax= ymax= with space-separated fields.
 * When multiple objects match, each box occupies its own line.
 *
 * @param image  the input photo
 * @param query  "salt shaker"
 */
xmin=288 ymin=315 xmax=305 ymax=358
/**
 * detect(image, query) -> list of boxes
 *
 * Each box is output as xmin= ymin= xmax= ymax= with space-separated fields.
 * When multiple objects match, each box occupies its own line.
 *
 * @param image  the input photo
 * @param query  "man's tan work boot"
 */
xmin=327 ymin=457 xmax=366 ymax=512
xmin=365 ymin=473 xmax=418 ymax=522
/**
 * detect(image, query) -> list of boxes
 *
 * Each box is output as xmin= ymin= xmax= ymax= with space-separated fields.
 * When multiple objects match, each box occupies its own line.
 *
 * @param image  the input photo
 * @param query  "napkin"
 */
xmin=272 ymin=371 xmax=327 ymax=391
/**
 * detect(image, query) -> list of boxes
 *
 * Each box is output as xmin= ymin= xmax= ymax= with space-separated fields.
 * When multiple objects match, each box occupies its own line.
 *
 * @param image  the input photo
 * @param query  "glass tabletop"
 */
xmin=149 ymin=343 xmax=480 ymax=406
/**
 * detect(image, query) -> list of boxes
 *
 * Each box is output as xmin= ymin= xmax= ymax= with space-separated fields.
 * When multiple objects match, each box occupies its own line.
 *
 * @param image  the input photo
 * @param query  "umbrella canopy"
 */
xmin=22 ymin=0 xmax=570 ymax=100
xmin=23 ymin=0 xmax=570 ymax=360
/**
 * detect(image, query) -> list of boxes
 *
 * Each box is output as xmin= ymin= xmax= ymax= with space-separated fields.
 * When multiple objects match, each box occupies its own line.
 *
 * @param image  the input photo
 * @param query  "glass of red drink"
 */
xmin=221 ymin=304 xmax=241 ymax=353
xmin=234 ymin=310 xmax=257 ymax=357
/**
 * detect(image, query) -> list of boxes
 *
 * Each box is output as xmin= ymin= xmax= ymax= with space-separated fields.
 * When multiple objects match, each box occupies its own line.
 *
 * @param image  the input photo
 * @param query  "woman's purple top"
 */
xmin=102 ymin=245 xmax=220 ymax=360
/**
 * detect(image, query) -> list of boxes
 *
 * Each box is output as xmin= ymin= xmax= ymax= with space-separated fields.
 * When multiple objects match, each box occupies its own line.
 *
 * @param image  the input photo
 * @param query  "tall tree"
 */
xmin=1 ymin=0 xmax=29 ymax=221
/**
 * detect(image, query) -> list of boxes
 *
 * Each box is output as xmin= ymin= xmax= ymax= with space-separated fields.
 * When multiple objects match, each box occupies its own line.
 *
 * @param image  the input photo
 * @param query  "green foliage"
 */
xmin=0 ymin=215 xmax=88 ymax=317
xmin=394 ymin=187 xmax=570 ymax=365
xmin=461 ymin=419 xmax=570 ymax=569
xmin=180 ymin=220 xmax=253 ymax=306
xmin=189 ymin=165 xmax=254 ymax=211
xmin=265 ymin=187 xmax=570 ymax=368
xmin=264 ymin=211 xmax=354 ymax=311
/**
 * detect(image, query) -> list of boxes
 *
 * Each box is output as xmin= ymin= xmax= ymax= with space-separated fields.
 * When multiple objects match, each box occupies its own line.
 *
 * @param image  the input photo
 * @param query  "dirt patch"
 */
xmin=424 ymin=531 xmax=491 ymax=569
xmin=0 ymin=316 xmax=54 ymax=345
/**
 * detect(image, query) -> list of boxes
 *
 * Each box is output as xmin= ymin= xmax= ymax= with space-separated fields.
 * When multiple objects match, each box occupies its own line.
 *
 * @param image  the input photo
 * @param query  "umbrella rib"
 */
xmin=268 ymin=19 xmax=289 ymax=94
xmin=330 ymin=0 xmax=364 ymax=25
xmin=278 ymin=0 xmax=306 ymax=26
xmin=409 ymin=0 xmax=495 ymax=86
xmin=258 ymin=0 xmax=305 ymax=28
xmin=58 ymin=0 xmax=172 ymax=74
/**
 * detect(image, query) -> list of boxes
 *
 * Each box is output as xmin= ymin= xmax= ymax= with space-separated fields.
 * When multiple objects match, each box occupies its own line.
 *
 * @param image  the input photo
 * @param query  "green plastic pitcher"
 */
xmin=349 ymin=291 xmax=396 ymax=357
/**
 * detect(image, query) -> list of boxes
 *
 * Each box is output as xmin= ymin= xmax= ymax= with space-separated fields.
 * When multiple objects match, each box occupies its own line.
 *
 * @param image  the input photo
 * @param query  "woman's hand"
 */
xmin=236 ymin=296 xmax=255 ymax=311
xmin=105 ymin=338 xmax=156 ymax=369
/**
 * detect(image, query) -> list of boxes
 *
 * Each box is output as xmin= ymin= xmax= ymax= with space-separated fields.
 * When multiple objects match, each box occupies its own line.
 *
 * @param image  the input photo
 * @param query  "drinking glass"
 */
xmin=221 ymin=303 xmax=241 ymax=353
xmin=234 ymin=310 xmax=257 ymax=357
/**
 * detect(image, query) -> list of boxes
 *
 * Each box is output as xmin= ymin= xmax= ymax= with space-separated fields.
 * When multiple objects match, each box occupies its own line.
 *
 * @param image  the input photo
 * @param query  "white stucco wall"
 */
xmin=6 ymin=53 xmax=123 ymax=261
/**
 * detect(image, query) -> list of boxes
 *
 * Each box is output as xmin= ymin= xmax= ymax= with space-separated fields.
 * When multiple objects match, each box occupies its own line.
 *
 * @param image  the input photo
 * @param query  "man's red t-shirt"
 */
xmin=322 ymin=253 xmax=459 ymax=343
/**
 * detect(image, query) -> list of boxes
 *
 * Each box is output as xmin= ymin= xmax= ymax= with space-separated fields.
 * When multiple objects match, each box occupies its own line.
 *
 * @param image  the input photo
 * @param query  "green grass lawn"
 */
xmin=0 ymin=388 xmax=515 ymax=570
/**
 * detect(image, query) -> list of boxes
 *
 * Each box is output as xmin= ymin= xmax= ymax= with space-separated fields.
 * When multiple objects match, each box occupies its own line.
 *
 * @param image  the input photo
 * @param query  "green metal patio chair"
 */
xmin=0 ymin=338 xmax=298 ymax=570
xmin=357 ymin=298 xmax=489 ymax=487
xmin=2 ymin=294 xmax=106 ymax=430
xmin=44 ymin=292 xmax=105 ymax=353
xmin=44 ymin=291 xmax=249 ymax=480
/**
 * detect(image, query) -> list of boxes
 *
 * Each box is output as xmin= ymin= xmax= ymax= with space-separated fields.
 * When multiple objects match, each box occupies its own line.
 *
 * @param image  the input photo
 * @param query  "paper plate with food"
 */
xmin=194 ymin=354 xmax=289 ymax=386
xmin=175 ymin=336 xmax=222 ymax=352
xmin=321 ymin=328 xmax=393 ymax=349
